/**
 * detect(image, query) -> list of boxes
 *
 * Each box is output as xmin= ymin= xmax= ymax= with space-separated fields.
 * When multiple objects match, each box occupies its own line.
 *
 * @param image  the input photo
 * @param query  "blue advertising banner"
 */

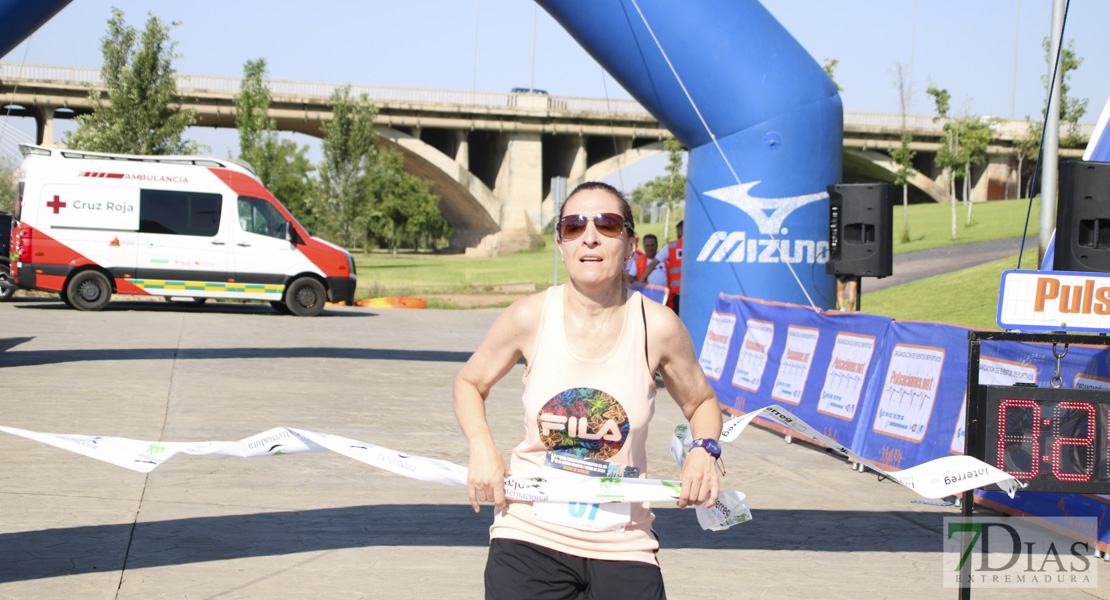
xmin=698 ymin=294 xmax=1110 ymax=553
xmin=699 ymin=295 xmax=890 ymax=451
xmin=851 ymin=320 xmax=970 ymax=471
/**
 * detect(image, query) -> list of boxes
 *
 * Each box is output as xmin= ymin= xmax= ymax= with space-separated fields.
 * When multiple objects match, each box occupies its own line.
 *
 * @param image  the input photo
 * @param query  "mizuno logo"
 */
xmin=704 ymin=181 xmax=827 ymax=235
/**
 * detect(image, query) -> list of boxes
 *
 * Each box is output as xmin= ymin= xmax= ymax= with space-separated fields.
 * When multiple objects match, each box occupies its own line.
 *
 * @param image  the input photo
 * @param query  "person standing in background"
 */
xmin=633 ymin=234 xmax=667 ymax=290
xmin=643 ymin=221 xmax=683 ymax=313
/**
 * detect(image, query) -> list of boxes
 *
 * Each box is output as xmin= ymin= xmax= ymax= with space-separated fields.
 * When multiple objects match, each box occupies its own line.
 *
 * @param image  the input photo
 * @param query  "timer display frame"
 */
xmin=976 ymin=385 xmax=1110 ymax=493
xmin=966 ymin=330 xmax=1110 ymax=496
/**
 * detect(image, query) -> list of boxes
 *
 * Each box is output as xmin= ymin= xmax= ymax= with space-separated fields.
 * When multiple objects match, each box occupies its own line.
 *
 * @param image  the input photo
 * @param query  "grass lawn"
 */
xmin=893 ymin=197 xmax=1040 ymax=254
xmin=862 ymin=251 xmax=1041 ymax=330
xmin=352 ymin=197 xmax=1044 ymax=312
xmin=353 ymin=219 xmax=682 ymax=298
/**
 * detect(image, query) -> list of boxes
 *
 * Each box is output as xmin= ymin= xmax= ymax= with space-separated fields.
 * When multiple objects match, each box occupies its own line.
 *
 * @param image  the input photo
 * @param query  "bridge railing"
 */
xmin=1 ymin=62 xmax=652 ymax=116
xmin=0 ymin=62 xmax=1095 ymax=135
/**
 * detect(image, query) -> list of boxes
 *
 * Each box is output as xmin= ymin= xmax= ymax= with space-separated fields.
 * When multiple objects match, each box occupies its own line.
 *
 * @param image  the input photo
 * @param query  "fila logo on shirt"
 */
xmin=540 ymin=414 xmax=621 ymax=440
xmin=537 ymin=387 xmax=629 ymax=458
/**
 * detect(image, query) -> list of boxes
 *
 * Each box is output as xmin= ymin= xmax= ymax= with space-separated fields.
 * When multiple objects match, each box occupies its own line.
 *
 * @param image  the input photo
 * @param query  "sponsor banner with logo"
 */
xmin=699 ymin=294 xmax=1110 ymax=552
xmin=998 ymin=269 xmax=1110 ymax=333
xmin=851 ymin=319 xmax=968 ymax=470
xmin=701 ymin=295 xmax=891 ymax=451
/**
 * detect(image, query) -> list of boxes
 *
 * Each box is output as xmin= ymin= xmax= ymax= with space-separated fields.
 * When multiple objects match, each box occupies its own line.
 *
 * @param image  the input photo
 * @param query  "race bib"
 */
xmin=532 ymin=452 xmax=637 ymax=532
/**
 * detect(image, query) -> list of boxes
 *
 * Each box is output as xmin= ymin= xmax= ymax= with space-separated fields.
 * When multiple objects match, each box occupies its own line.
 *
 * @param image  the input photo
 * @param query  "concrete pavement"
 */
xmin=0 ymin=296 xmax=1105 ymax=599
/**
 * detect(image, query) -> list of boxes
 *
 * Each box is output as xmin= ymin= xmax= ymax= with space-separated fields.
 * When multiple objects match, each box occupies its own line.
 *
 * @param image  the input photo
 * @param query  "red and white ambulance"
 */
xmin=9 ymin=144 xmax=356 ymax=316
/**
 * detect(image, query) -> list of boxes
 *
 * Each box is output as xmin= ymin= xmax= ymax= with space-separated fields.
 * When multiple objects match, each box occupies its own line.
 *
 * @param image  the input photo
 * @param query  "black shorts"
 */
xmin=484 ymin=539 xmax=666 ymax=600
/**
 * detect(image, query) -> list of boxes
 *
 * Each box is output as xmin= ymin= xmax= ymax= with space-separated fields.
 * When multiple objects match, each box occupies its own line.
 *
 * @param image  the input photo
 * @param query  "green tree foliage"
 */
xmin=957 ymin=116 xmax=997 ymax=224
xmin=1041 ymin=37 xmax=1089 ymax=148
xmin=630 ymin=138 xmax=685 ymax=232
xmin=318 ymin=86 xmax=380 ymax=248
xmin=928 ymin=86 xmax=961 ymax=239
xmin=0 ymin=154 xmax=17 ymax=213
xmin=369 ymin=149 xmax=449 ymax=256
xmin=891 ymin=62 xmax=914 ymax=243
xmin=66 ymin=8 xmax=198 ymax=154
xmin=889 ymin=133 xmax=916 ymax=243
xmin=1014 ymin=119 xmax=1041 ymax=199
xmin=234 ymin=58 xmax=317 ymax=230
xmin=822 ymin=58 xmax=843 ymax=92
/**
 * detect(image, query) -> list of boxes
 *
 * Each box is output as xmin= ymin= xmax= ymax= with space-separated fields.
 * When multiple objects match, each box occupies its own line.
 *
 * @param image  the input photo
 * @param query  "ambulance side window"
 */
xmin=237 ymin=196 xmax=288 ymax=239
xmin=139 ymin=190 xmax=222 ymax=236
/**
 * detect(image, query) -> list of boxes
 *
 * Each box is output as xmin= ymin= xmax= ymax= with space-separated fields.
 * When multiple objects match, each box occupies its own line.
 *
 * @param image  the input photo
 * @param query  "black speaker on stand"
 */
xmin=826 ymin=182 xmax=894 ymax=310
xmin=1054 ymin=160 xmax=1110 ymax=273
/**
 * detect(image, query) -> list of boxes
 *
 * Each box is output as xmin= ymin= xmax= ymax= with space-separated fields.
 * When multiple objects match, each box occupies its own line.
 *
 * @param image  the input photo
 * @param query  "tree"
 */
xmin=318 ymin=86 xmax=380 ymax=249
xmin=1014 ymin=119 xmax=1040 ymax=199
xmin=234 ymin=58 xmax=317 ymax=230
xmin=889 ymin=133 xmax=916 ymax=243
xmin=890 ymin=62 xmax=914 ymax=243
xmin=928 ymin=86 xmax=961 ymax=239
xmin=957 ymin=116 xmax=996 ymax=224
xmin=0 ymin=154 xmax=16 ymax=213
xmin=823 ymin=58 xmax=843 ymax=92
xmin=369 ymin=149 xmax=448 ymax=256
xmin=630 ymin=138 xmax=685 ymax=237
xmin=66 ymin=9 xmax=198 ymax=154
xmin=1041 ymin=37 xmax=1089 ymax=148
xmin=236 ymin=58 xmax=272 ymax=164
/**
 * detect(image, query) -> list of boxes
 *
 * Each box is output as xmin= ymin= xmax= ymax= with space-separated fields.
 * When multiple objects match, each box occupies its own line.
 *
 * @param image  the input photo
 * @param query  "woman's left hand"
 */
xmin=677 ymin=447 xmax=719 ymax=509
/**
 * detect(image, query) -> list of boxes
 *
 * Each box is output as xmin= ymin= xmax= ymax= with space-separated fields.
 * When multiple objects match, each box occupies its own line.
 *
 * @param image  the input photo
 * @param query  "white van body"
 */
xmin=9 ymin=145 xmax=356 ymax=316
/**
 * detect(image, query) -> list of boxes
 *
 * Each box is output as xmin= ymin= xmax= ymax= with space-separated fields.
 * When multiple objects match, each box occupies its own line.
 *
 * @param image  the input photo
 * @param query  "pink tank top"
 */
xmin=490 ymin=285 xmax=659 ymax=563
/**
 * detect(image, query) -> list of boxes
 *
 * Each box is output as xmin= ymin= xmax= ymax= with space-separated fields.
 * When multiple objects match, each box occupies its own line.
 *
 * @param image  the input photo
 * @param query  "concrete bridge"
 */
xmin=0 ymin=62 xmax=1093 ymax=254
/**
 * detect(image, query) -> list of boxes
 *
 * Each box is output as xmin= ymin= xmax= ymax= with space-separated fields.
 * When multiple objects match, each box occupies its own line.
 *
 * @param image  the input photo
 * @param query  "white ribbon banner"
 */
xmin=0 ymin=406 xmax=1019 ymax=534
xmin=687 ymin=405 xmax=1022 ymax=499
xmin=0 ymin=424 xmax=749 ymax=530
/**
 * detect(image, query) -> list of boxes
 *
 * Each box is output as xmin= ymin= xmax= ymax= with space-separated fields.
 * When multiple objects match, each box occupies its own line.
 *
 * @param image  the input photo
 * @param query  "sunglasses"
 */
xmin=558 ymin=213 xmax=631 ymax=241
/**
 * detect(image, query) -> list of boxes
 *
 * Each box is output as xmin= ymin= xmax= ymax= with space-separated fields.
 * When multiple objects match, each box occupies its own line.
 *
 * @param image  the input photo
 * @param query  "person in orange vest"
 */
xmin=643 ymin=221 xmax=682 ymax=313
xmin=631 ymin=234 xmax=667 ymax=288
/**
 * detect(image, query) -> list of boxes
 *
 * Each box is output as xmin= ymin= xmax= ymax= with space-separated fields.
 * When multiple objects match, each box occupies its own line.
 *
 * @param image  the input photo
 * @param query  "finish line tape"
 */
xmin=0 ymin=405 xmax=1018 ymax=532
xmin=697 ymin=404 xmax=1022 ymax=499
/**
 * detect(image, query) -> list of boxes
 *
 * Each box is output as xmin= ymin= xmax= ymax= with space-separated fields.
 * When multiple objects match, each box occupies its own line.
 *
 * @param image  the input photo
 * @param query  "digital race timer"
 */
xmin=979 ymin=385 xmax=1110 ymax=494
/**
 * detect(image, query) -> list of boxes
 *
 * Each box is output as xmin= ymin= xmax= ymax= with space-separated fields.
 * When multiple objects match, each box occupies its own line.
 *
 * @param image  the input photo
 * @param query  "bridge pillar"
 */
xmin=455 ymin=129 xmax=469 ymax=166
xmin=488 ymin=131 xmax=545 ymax=254
xmin=972 ymin=155 xmax=1016 ymax=202
xmin=570 ymin=135 xmax=588 ymax=182
xmin=30 ymin=104 xmax=59 ymax=145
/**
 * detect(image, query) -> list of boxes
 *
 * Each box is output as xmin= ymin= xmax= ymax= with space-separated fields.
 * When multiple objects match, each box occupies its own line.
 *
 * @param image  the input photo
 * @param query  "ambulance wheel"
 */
xmin=0 ymin=268 xmax=13 ymax=301
xmin=270 ymin=301 xmax=292 ymax=314
xmin=66 ymin=271 xmax=112 ymax=311
xmin=285 ymin=277 xmax=326 ymax=316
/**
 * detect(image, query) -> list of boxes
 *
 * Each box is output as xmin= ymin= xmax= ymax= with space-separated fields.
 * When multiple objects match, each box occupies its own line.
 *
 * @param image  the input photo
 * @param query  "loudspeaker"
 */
xmin=1054 ymin=160 xmax=1110 ymax=273
xmin=825 ymin=182 xmax=894 ymax=277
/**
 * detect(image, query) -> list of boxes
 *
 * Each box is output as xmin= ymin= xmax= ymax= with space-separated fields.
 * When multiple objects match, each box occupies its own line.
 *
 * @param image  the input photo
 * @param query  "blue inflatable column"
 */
xmin=0 ymin=0 xmax=74 ymax=58
xmin=538 ymin=0 xmax=842 ymax=349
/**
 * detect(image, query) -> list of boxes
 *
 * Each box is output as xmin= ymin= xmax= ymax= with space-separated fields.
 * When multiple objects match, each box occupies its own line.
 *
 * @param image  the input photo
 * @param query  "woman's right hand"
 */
xmin=467 ymin=439 xmax=508 ymax=512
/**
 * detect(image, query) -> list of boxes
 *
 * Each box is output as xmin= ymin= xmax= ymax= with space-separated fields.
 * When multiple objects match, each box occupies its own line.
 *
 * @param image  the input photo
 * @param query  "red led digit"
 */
xmin=1051 ymin=402 xmax=1095 ymax=482
xmin=997 ymin=399 xmax=1040 ymax=478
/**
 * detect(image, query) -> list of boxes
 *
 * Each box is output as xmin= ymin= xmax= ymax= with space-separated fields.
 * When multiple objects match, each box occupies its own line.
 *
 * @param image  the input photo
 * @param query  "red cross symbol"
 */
xmin=46 ymin=195 xmax=66 ymax=214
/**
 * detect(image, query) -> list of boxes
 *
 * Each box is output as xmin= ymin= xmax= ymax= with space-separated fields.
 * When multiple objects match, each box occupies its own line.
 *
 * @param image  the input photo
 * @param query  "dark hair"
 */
xmin=559 ymin=181 xmax=635 ymax=235
xmin=643 ymin=233 xmax=658 ymax=243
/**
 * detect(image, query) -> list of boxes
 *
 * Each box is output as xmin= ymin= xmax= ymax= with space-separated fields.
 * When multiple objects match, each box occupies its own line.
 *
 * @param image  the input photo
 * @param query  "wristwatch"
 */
xmin=690 ymin=438 xmax=721 ymax=458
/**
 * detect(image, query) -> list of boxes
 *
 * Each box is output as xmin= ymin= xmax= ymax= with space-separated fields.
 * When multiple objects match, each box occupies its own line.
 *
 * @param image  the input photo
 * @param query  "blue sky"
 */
xmin=3 ymin=0 xmax=1109 ymax=187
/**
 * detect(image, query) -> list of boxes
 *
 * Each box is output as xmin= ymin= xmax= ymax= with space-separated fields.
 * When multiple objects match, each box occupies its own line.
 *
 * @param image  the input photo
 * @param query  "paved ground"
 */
xmin=864 ymin=236 xmax=1037 ymax=294
xmin=0 ymin=296 xmax=1105 ymax=599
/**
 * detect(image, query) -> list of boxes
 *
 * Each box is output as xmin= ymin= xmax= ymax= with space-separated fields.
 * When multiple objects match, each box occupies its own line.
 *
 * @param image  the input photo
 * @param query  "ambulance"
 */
xmin=8 ymin=144 xmax=356 ymax=316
